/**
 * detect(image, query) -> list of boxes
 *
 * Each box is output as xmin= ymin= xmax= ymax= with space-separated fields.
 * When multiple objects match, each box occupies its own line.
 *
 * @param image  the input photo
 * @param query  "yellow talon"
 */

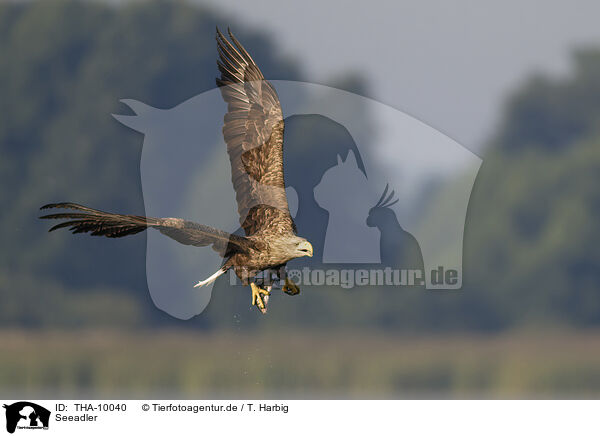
xmin=251 ymin=282 xmax=270 ymax=314
xmin=282 ymin=277 xmax=300 ymax=296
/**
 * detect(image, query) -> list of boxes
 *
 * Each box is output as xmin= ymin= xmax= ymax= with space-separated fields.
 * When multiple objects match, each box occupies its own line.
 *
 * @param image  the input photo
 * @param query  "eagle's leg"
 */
xmin=250 ymin=282 xmax=270 ymax=314
xmin=282 ymin=277 xmax=300 ymax=296
xmin=263 ymin=284 xmax=272 ymax=309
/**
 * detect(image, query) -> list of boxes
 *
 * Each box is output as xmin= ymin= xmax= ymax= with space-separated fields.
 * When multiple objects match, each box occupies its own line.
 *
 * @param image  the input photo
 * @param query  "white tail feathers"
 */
xmin=193 ymin=267 xmax=227 ymax=288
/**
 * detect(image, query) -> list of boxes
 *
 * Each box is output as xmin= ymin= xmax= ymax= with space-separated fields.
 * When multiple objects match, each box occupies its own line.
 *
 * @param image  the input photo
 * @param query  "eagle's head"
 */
xmin=282 ymin=236 xmax=313 ymax=260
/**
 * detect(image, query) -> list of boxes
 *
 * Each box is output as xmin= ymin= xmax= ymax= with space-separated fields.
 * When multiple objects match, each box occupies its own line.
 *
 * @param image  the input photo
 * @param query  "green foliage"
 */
xmin=492 ymin=49 xmax=600 ymax=152
xmin=0 ymin=270 xmax=143 ymax=328
xmin=463 ymin=137 xmax=600 ymax=328
xmin=455 ymin=50 xmax=600 ymax=328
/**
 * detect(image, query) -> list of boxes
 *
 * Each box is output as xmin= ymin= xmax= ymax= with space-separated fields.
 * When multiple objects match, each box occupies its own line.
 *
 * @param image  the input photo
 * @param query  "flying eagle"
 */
xmin=39 ymin=28 xmax=313 ymax=314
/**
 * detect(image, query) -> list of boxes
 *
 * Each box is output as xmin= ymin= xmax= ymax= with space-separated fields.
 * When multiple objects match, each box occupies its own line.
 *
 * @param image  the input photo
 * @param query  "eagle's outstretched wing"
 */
xmin=216 ymin=28 xmax=296 ymax=237
xmin=39 ymin=202 xmax=252 ymax=256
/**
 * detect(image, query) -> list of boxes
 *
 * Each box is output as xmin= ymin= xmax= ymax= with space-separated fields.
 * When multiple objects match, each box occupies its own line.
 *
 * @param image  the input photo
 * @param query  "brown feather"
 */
xmin=40 ymin=202 xmax=252 ymax=256
xmin=216 ymin=27 xmax=296 ymax=237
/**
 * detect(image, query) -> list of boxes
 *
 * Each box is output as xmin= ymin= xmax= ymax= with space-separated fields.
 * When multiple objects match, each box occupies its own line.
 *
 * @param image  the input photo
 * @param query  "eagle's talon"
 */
xmin=251 ymin=282 xmax=270 ymax=314
xmin=282 ymin=277 xmax=300 ymax=296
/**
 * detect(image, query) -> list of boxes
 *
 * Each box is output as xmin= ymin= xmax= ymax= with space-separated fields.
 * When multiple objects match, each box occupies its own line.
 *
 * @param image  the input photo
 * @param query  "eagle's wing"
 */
xmin=216 ymin=28 xmax=296 ymax=237
xmin=39 ymin=202 xmax=252 ymax=256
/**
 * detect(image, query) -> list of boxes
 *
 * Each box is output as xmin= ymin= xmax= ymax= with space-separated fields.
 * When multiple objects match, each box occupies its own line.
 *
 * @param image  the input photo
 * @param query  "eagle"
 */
xmin=39 ymin=28 xmax=313 ymax=314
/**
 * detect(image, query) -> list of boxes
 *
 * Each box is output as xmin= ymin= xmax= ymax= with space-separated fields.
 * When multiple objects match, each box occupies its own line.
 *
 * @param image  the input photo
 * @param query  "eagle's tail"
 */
xmin=39 ymin=202 xmax=158 ymax=238
xmin=193 ymin=265 xmax=229 ymax=288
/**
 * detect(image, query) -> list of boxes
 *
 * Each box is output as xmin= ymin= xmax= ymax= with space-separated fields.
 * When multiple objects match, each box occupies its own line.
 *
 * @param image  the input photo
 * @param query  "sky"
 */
xmin=192 ymin=0 xmax=600 ymax=153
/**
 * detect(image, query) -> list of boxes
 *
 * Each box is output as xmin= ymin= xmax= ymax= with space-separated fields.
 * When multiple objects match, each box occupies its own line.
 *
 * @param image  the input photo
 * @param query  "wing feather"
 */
xmin=216 ymin=28 xmax=296 ymax=236
xmin=40 ymin=202 xmax=251 ymax=256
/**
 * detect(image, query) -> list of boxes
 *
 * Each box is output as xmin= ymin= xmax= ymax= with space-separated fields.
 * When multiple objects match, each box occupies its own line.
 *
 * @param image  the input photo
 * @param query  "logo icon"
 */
xmin=3 ymin=402 xmax=50 ymax=434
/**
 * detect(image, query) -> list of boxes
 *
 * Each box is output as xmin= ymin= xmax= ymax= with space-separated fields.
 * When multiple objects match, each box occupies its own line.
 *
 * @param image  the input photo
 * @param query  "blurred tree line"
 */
xmin=1 ymin=0 xmax=599 ymax=332
xmin=461 ymin=50 xmax=600 ymax=329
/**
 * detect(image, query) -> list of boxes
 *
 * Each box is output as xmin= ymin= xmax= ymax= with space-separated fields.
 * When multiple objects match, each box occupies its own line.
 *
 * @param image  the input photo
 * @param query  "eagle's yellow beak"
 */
xmin=306 ymin=242 xmax=313 ymax=257
xmin=299 ymin=241 xmax=313 ymax=257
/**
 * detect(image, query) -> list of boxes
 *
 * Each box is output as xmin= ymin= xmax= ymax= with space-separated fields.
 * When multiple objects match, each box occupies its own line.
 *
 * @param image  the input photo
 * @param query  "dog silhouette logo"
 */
xmin=3 ymin=402 xmax=50 ymax=433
